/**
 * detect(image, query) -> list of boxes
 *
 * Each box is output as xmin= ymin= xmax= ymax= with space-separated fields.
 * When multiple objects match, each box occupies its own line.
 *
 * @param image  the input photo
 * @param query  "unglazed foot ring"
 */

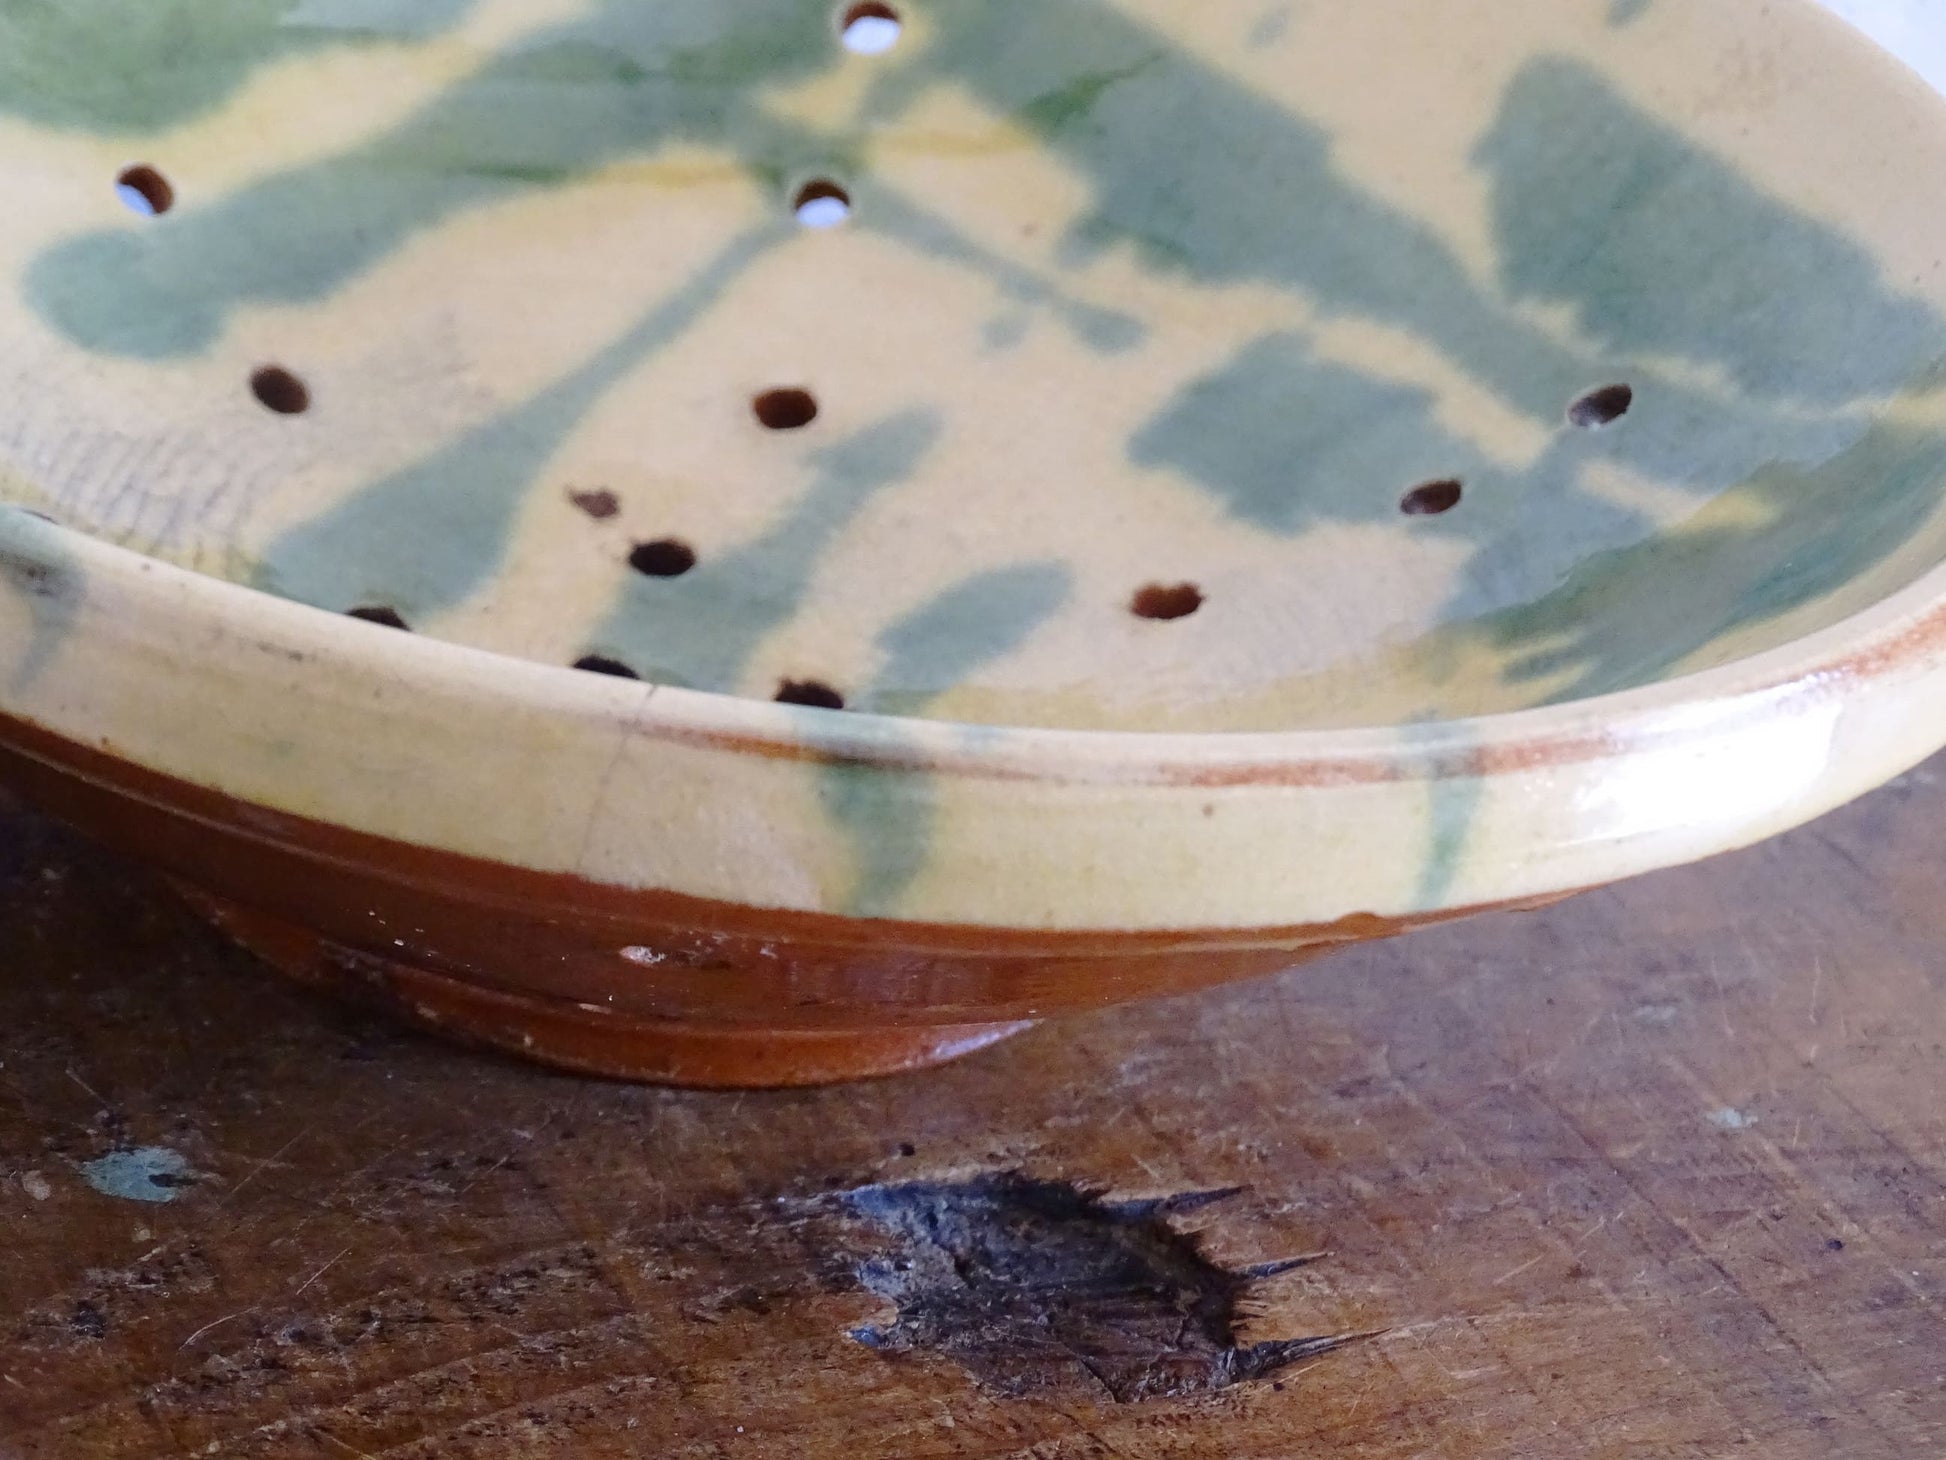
xmin=183 ymin=887 xmax=1034 ymax=1089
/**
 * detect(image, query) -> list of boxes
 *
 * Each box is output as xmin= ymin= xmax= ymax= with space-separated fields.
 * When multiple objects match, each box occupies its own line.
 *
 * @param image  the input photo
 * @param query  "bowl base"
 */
xmin=181 ymin=887 xmax=1034 ymax=1089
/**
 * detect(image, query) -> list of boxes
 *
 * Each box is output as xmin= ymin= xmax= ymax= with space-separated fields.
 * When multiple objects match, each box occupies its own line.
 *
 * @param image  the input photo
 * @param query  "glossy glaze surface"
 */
xmin=3 ymin=1 xmax=1946 ymax=1081
xmin=7 ymin=0 xmax=1946 ymax=731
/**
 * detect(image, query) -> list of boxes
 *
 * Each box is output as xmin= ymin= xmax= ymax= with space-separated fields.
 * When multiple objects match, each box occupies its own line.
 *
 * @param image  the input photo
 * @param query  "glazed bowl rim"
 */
xmin=7 ymin=503 xmax=1941 ymax=790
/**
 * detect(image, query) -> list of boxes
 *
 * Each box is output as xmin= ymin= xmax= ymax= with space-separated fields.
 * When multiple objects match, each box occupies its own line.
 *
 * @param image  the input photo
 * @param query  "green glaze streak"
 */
xmin=1414 ymin=740 xmax=1485 ymax=911
xmin=1482 ymin=58 xmax=1946 ymax=404
xmin=0 ymin=516 xmax=83 ymax=692
xmin=27 ymin=0 xmax=1138 ymax=360
xmin=980 ymin=309 xmax=1033 ymax=353
xmin=596 ymin=410 xmax=942 ymax=691
xmin=259 ymin=226 xmax=787 ymax=620
xmin=823 ymin=562 xmax=1071 ymax=916
xmin=1128 ymin=329 xmax=1671 ymax=639
xmin=1014 ymin=52 xmax=1164 ymax=134
xmin=27 ymin=0 xmax=842 ymax=358
xmin=857 ymin=188 xmax=1145 ymax=354
xmin=1130 ymin=45 xmax=1946 ymax=689
xmin=865 ymin=562 xmax=1074 ymax=717
xmin=1475 ymin=406 xmax=1946 ymax=702
xmin=866 ymin=6 xmax=1946 ymax=549
xmin=867 ymin=0 xmax=1602 ymax=417
xmin=1607 ymin=0 xmax=1654 ymax=24
xmin=1131 ymin=333 xmax=1494 ymax=534
xmin=0 ymin=0 xmax=476 ymax=132
xmin=1449 ymin=52 xmax=1946 ymax=616
xmin=1417 ymin=769 xmax=1483 ymax=911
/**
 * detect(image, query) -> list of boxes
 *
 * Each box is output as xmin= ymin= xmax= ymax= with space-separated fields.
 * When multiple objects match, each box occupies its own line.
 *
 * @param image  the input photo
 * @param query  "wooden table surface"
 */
xmin=1 ymin=753 xmax=1943 ymax=1460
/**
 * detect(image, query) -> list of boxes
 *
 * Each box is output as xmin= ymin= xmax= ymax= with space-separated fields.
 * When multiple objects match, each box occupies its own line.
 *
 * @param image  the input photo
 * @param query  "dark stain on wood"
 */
xmin=67 ymin=1301 xmax=107 ymax=1340
xmin=842 ymin=1174 xmax=1350 ymax=1402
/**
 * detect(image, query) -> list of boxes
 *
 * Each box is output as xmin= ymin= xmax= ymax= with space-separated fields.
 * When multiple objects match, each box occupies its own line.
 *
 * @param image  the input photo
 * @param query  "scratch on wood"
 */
xmin=293 ymin=1247 xmax=352 ymax=1298
xmin=178 ymin=1309 xmax=254 ymax=1353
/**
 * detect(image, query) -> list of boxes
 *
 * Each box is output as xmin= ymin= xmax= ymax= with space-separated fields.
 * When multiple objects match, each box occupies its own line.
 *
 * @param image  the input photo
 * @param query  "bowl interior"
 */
xmin=5 ymin=0 xmax=1946 ymax=732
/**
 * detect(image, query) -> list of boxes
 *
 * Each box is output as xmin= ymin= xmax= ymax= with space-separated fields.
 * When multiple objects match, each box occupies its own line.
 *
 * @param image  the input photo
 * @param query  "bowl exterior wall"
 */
xmin=0 ymin=712 xmax=1544 ymax=1084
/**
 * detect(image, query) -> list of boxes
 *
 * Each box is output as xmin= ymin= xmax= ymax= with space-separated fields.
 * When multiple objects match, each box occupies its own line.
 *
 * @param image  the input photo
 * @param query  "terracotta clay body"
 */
xmin=4 ymin=1 xmax=1946 ymax=1082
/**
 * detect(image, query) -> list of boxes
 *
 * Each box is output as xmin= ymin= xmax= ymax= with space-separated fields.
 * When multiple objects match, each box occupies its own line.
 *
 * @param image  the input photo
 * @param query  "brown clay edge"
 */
xmin=192 ymin=886 xmax=1034 ymax=1090
xmin=0 ymin=709 xmax=1551 ymax=960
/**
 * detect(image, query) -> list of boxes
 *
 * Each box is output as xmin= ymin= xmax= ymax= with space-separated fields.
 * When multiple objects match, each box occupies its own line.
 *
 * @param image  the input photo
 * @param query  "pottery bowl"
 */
xmin=5 ymin=0 xmax=1946 ymax=1085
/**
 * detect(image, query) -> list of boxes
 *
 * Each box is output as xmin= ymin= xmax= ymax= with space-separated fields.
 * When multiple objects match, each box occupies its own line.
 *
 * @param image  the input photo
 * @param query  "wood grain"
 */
xmin=2 ymin=755 xmax=1944 ymax=1458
